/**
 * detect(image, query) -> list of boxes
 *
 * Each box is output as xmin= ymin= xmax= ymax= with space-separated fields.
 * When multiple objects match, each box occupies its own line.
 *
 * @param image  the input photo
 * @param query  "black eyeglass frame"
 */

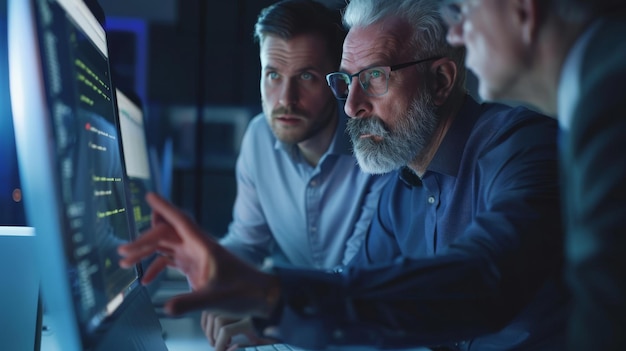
xmin=325 ymin=56 xmax=442 ymax=100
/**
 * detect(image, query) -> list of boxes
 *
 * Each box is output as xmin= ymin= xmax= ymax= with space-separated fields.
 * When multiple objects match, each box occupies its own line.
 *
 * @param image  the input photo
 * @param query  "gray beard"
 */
xmin=346 ymin=93 xmax=439 ymax=174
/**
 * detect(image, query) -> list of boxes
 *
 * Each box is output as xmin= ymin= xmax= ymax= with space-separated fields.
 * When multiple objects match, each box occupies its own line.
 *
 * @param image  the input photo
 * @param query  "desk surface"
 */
xmin=159 ymin=312 xmax=431 ymax=351
xmin=153 ymin=275 xmax=213 ymax=351
xmin=160 ymin=312 xmax=212 ymax=351
xmin=155 ymin=275 xmax=430 ymax=351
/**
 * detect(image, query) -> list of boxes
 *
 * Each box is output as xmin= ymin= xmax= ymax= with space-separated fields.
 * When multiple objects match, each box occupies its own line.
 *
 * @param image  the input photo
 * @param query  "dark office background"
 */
xmin=99 ymin=0 xmax=346 ymax=236
xmin=1 ymin=0 xmax=478 ymax=235
xmin=0 ymin=0 xmax=346 ymax=234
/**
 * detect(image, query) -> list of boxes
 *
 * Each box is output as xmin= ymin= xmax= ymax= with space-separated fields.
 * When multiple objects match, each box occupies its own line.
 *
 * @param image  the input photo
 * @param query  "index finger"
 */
xmin=117 ymin=221 xmax=175 ymax=266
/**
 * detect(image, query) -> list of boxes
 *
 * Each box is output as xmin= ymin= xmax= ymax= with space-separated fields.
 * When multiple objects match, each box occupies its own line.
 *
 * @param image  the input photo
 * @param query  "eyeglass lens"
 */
xmin=327 ymin=67 xmax=389 ymax=100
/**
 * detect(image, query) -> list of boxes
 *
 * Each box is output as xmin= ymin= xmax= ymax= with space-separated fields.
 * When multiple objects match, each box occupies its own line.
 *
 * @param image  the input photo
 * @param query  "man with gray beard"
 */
xmin=117 ymin=0 xmax=569 ymax=349
xmin=324 ymin=0 xmax=570 ymax=349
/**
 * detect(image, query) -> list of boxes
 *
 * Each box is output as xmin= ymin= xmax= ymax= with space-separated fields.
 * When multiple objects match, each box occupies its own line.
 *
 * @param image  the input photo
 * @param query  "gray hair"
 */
xmin=342 ymin=0 xmax=466 ymax=86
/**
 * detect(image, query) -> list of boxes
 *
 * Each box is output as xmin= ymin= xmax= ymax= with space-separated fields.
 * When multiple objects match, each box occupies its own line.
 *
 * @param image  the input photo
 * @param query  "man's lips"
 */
xmin=360 ymin=134 xmax=383 ymax=142
xmin=275 ymin=114 xmax=303 ymax=123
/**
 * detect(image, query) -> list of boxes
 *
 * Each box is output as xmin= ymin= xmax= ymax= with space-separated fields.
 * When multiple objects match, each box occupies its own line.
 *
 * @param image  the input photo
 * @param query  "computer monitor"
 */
xmin=116 ymin=87 xmax=155 ymax=235
xmin=8 ymin=0 xmax=167 ymax=350
xmin=116 ymin=87 xmax=165 ymax=296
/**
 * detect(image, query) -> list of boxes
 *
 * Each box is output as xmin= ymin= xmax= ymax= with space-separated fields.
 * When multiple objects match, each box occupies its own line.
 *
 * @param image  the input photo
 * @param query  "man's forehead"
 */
xmin=261 ymin=35 xmax=329 ymax=58
xmin=341 ymin=21 xmax=412 ymax=70
xmin=261 ymin=33 xmax=328 ymax=51
xmin=260 ymin=36 xmax=334 ymax=73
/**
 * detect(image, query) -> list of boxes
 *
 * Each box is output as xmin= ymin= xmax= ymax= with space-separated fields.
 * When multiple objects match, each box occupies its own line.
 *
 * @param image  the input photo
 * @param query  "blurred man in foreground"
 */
xmin=444 ymin=0 xmax=626 ymax=349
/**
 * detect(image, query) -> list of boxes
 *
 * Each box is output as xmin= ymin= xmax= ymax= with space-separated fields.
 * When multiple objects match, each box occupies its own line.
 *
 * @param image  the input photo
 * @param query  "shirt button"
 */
xmin=428 ymin=196 xmax=435 ymax=204
xmin=310 ymin=180 xmax=318 ymax=187
xmin=310 ymin=226 xmax=317 ymax=233
xmin=333 ymin=329 xmax=344 ymax=340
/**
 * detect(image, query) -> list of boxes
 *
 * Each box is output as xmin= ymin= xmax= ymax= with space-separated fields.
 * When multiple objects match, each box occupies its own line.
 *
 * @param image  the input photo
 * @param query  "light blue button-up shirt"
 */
xmin=219 ymin=108 xmax=391 ymax=269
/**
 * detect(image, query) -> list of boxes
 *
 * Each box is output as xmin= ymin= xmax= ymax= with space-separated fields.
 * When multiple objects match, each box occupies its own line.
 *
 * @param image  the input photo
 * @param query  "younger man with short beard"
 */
xmin=203 ymin=1 xmax=390 ymax=349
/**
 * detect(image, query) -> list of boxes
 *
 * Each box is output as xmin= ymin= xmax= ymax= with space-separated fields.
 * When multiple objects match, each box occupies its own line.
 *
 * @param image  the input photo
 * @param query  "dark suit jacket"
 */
xmin=560 ymin=13 xmax=626 ymax=351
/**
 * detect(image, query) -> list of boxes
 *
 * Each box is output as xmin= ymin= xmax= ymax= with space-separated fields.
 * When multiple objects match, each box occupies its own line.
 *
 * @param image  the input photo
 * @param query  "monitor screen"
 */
xmin=116 ymin=87 xmax=167 ymax=298
xmin=116 ymin=88 xmax=154 ymax=234
xmin=8 ymin=0 xmax=166 ymax=349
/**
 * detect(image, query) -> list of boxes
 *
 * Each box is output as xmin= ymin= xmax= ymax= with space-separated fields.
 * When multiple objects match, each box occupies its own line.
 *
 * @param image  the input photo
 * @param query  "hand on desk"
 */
xmin=117 ymin=192 xmax=281 ymax=318
xmin=201 ymin=312 xmax=277 ymax=351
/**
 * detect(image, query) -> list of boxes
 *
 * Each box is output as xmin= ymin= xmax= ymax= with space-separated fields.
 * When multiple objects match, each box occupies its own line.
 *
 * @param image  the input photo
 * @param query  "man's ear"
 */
xmin=431 ymin=58 xmax=457 ymax=106
xmin=515 ymin=0 xmax=540 ymax=44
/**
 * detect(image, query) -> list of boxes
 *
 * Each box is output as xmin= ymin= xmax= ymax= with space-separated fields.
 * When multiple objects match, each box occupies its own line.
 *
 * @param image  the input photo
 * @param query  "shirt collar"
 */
xmin=399 ymin=166 xmax=423 ymax=187
xmin=426 ymin=95 xmax=481 ymax=177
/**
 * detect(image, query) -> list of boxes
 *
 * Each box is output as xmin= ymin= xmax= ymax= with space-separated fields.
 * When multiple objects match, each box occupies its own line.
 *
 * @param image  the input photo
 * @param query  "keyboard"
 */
xmin=240 ymin=344 xmax=306 ymax=351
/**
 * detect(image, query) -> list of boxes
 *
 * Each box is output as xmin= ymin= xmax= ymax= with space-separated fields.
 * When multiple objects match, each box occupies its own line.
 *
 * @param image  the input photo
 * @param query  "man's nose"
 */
xmin=278 ymin=79 xmax=298 ymax=107
xmin=344 ymin=81 xmax=371 ymax=119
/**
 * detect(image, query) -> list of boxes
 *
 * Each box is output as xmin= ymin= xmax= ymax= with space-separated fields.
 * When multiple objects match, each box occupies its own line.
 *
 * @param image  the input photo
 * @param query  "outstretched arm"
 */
xmin=117 ymin=192 xmax=280 ymax=318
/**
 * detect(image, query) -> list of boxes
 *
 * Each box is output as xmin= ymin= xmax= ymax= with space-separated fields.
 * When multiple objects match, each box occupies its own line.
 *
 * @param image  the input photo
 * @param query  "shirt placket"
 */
xmin=421 ymin=174 xmax=441 ymax=255
xmin=304 ymin=167 xmax=323 ymax=268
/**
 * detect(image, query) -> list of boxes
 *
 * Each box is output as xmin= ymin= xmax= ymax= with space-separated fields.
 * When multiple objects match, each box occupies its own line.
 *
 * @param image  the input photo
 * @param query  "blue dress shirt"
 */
xmin=266 ymin=96 xmax=569 ymax=350
xmin=220 ymin=107 xmax=391 ymax=269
